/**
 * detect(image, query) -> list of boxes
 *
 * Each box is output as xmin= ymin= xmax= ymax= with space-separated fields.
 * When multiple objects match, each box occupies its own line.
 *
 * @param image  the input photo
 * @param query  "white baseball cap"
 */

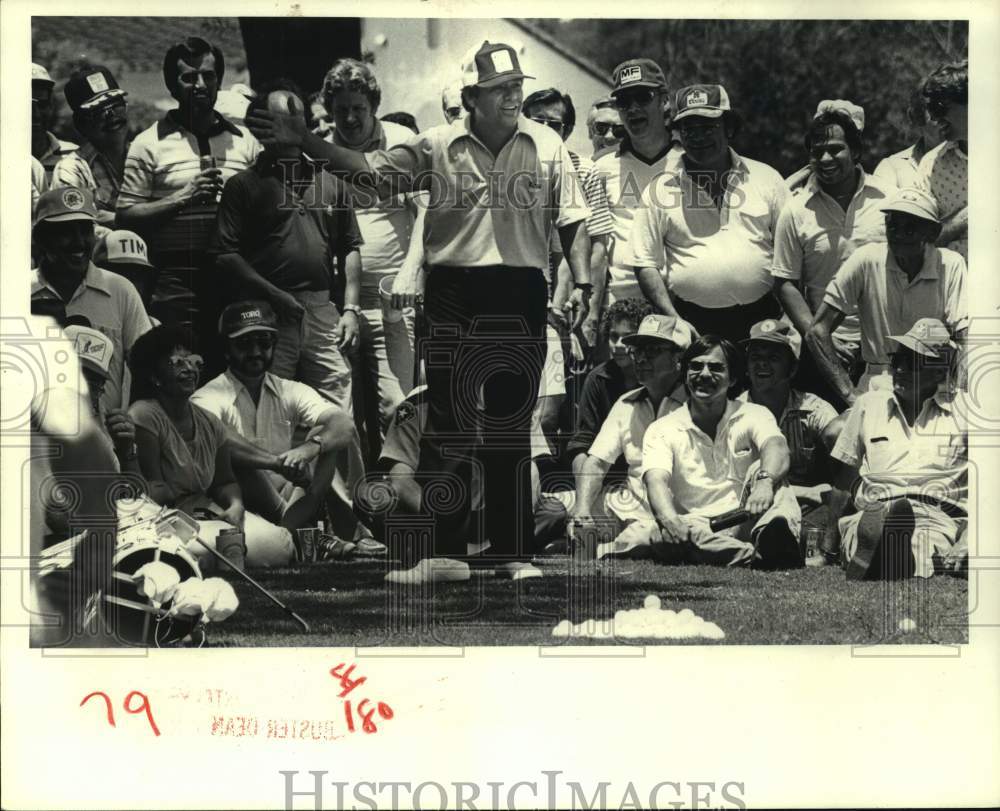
xmin=64 ymin=325 xmax=114 ymax=378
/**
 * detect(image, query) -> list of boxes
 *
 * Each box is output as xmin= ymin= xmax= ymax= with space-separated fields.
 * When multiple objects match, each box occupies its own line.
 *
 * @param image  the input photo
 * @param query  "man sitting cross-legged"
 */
xmin=642 ymin=335 xmax=803 ymax=569
xmin=567 ymin=314 xmax=691 ymax=561
xmin=740 ymin=319 xmax=848 ymax=562
xmin=831 ymin=318 xmax=968 ymax=580
xmin=191 ymin=301 xmax=367 ymax=559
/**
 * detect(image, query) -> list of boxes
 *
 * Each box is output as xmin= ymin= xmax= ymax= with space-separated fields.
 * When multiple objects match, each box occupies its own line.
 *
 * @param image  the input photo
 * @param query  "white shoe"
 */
xmin=596 ymin=538 xmax=651 ymax=561
xmin=495 ymin=562 xmax=543 ymax=581
xmin=384 ymin=558 xmax=471 ymax=585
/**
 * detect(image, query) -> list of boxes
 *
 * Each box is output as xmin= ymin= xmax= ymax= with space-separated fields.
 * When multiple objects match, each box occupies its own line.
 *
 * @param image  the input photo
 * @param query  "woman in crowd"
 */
xmin=128 ymin=324 xmax=295 ymax=567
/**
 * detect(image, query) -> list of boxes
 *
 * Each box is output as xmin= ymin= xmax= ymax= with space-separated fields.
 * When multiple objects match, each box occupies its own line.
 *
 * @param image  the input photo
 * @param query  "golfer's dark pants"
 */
xmin=418 ymin=266 xmax=548 ymax=560
xmin=672 ymin=293 xmax=782 ymax=344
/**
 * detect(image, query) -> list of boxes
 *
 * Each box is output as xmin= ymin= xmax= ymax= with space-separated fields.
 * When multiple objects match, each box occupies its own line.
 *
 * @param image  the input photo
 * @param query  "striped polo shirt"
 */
xmin=117 ymin=111 xmax=261 ymax=257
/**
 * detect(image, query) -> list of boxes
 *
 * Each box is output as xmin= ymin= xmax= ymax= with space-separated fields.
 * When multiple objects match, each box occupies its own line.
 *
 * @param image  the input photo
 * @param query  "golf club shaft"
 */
xmin=191 ymin=536 xmax=310 ymax=633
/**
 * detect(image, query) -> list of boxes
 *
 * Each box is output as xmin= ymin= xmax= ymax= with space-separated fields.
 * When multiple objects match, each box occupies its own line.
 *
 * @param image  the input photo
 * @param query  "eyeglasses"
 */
xmin=166 ymin=353 xmax=204 ymax=371
xmin=445 ymin=106 xmax=462 ymax=119
xmin=593 ymin=122 xmax=626 ymax=138
xmin=677 ymin=120 xmax=722 ymax=137
xmin=613 ymin=88 xmax=657 ymax=110
xmin=628 ymin=343 xmax=674 ymax=360
xmin=885 ymin=216 xmax=928 ymax=238
xmin=528 ymin=116 xmax=566 ymax=134
xmin=232 ymin=333 xmax=276 ymax=351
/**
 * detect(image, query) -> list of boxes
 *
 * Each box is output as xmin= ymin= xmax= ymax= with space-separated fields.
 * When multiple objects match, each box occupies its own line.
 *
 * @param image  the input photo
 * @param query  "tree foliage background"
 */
xmin=536 ymin=19 xmax=967 ymax=176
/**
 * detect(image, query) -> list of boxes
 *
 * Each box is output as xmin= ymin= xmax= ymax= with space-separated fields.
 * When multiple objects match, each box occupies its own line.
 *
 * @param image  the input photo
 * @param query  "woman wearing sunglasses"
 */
xmin=128 ymin=324 xmax=295 ymax=567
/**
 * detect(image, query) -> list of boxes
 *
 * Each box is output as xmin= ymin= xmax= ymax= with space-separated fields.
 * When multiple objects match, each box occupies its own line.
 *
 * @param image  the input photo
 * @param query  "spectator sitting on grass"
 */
xmin=831 ymin=318 xmax=968 ymax=580
xmin=191 ymin=301 xmax=368 ymax=559
xmin=128 ymin=323 xmax=296 ymax=568
xmin=568 ymin=314 xmax=690 ymax=561
xmin=642 ymin=334 xmax=803 ymax=569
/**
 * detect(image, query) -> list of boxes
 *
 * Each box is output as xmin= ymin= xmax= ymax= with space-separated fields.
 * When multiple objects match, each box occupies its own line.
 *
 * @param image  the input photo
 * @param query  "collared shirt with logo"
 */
xmin=823 ymin=242 xmax=968 ymax=365
xmin=642 ymin=399 xmax=785 ymax=516
xmin=191 ymin=370 xmax=337 ymax=457
xmin=831 ymin=387 xmax=968 ymax=510
xmin=30 ymin=262 xmax=151 ymax=413
xmin=589 ymin=382 xmax=687 ymax=512
xmin=738 ymin=389 xmax=838 ymax=486
xmin=631 ymin=148 xmax=790 ymax=308
xmin=117 ymin=111 xmax=262 ymax=258
xmin=771 ymin=168 xmax=893 ymax=345
xmin=364 ymin=116 xmax=589 ymax=270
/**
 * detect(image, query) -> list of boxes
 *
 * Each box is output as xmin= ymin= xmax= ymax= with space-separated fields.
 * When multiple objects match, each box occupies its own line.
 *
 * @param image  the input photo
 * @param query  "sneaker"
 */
xmin=384 ymin=558 xmax=471 ymax=585
xmin=494 ymin=561 xmax=543 ymax=581
xmin=354 ymin=537 xmax=388 ymax=556
xmin=751 ymin=518 xmax=803 ymax=570
xmin=317 ymin=534 xmax=356 ymax=561
xmin=847 ymin=500 xmax=915 ymax=581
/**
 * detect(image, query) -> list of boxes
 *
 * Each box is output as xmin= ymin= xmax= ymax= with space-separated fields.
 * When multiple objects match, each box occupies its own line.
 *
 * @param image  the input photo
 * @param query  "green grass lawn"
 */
xmin=204 ymin=555 xmax=968 ymax=647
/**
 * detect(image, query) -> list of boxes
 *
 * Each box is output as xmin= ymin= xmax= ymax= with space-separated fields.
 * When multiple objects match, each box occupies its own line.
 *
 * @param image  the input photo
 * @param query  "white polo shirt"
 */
xmin=823 ymin=242 xmax=968 ymax=366
xmin=642 ymin=399 xmax=785 ymax=516
xmin=631 ymin=148 xmax=789 ymax=308
xmin=873 ymin=144 xmax=922 ymax=190
xmin=364 ymin=116 xmax=588 ymax=270
xmin=586 ymin=140 xmax=680 ymax=300
xmin=588 ymin=382 xmax=687 ymax=513
xmin=831 ymin=387 xmax=968 ymax=511
xmin=191 ymin=370 xmax=336 ymax=456
xmin=771 ymin=169 xmax=893 ymax=345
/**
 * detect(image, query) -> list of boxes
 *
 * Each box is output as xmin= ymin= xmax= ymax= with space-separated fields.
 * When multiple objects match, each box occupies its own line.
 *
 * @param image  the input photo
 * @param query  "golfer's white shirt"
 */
xmin=642 ymin=399 xmax=784 ymax=517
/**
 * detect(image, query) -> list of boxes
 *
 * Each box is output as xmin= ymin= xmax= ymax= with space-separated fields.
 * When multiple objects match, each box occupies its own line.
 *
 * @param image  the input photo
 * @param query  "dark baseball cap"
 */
xmin=218 ymin=301 xmax=279 ymax=338
xmin=64 ymin=65 xmax=127 ymax=112
xmin=610 ymin=58 xmax=668 ymax=95
xmin=461 ymin=41 xmax=534 ymax=89
xmin=33 ymin=187 xmax=98 ymax=228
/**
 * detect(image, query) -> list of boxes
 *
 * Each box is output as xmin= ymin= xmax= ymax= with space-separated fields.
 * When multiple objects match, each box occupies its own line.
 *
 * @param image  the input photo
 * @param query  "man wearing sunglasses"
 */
xmin=632 ymin=84 xmax=789 ymax=344
xmin=51 ymin=65 xmax=131 ymax=233
xmin=192 ymin=301 xmax=367 ymax=551
xmin=917 ymin=60 xmax=968 ymax=263
xmin=831 ymin=318 xmax=968 ymax=579
xmin=31 ymin=62 xmax=79 ymax=184
xmin=807 ymin=187 xmax=967 ymax=406
xmin=441 ymin=81 xmax=465 ymax=125
xmin=586 ymin=97 xmax=624 ymax=159
xmin=568 ymin=314 xmax=690 ymax=560
xmin=31 ymin=187 xmax=151 ymax=416
xmin=586 ymin=58 xmax=677 ymax=309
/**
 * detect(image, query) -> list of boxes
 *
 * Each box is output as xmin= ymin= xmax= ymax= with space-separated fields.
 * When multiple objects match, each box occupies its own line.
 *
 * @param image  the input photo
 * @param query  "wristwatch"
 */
xmin=308 ymin=435 xmax=324 ymax=453
xmin=573 ymin=282 xmax=594 ymax=294
xmin=342 ymin=303 xmax=362 ymax=317
xmin=754 ymin=470 xmax=773 ymax=484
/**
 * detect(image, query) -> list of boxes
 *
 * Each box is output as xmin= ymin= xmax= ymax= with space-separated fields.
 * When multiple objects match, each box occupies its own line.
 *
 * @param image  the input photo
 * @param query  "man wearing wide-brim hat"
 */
xmin=830 ymin=317 xmax=968 ymax=579
xmin=246 ymin=42 xmax=592 ymax=584
xmin=807 ymin=186 xmax=967 ymax=404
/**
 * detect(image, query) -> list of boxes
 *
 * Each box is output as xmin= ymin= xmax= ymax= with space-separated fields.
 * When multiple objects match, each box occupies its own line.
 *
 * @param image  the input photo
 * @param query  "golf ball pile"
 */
xmin=551 ymin=594 xmax=725 ymax=641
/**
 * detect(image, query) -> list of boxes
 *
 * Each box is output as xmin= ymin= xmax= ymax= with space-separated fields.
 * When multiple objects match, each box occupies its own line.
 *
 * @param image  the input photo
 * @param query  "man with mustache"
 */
xmin=116 ymin=36 xmax=261 ymax=370
xmin=31 ymin=188 xmax=151 ymax=416
xmin=807 ymin=187 xmax=967 ymax=405
xmin=771 ymin=108 xmax=894 ymax=408
xmin=51 ymin=65 xmax=132 ymax=233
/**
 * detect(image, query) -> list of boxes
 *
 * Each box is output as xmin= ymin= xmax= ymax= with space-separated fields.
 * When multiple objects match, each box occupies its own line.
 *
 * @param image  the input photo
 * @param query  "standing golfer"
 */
xmin=248 ymin=41 xmax=592 ymax=583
